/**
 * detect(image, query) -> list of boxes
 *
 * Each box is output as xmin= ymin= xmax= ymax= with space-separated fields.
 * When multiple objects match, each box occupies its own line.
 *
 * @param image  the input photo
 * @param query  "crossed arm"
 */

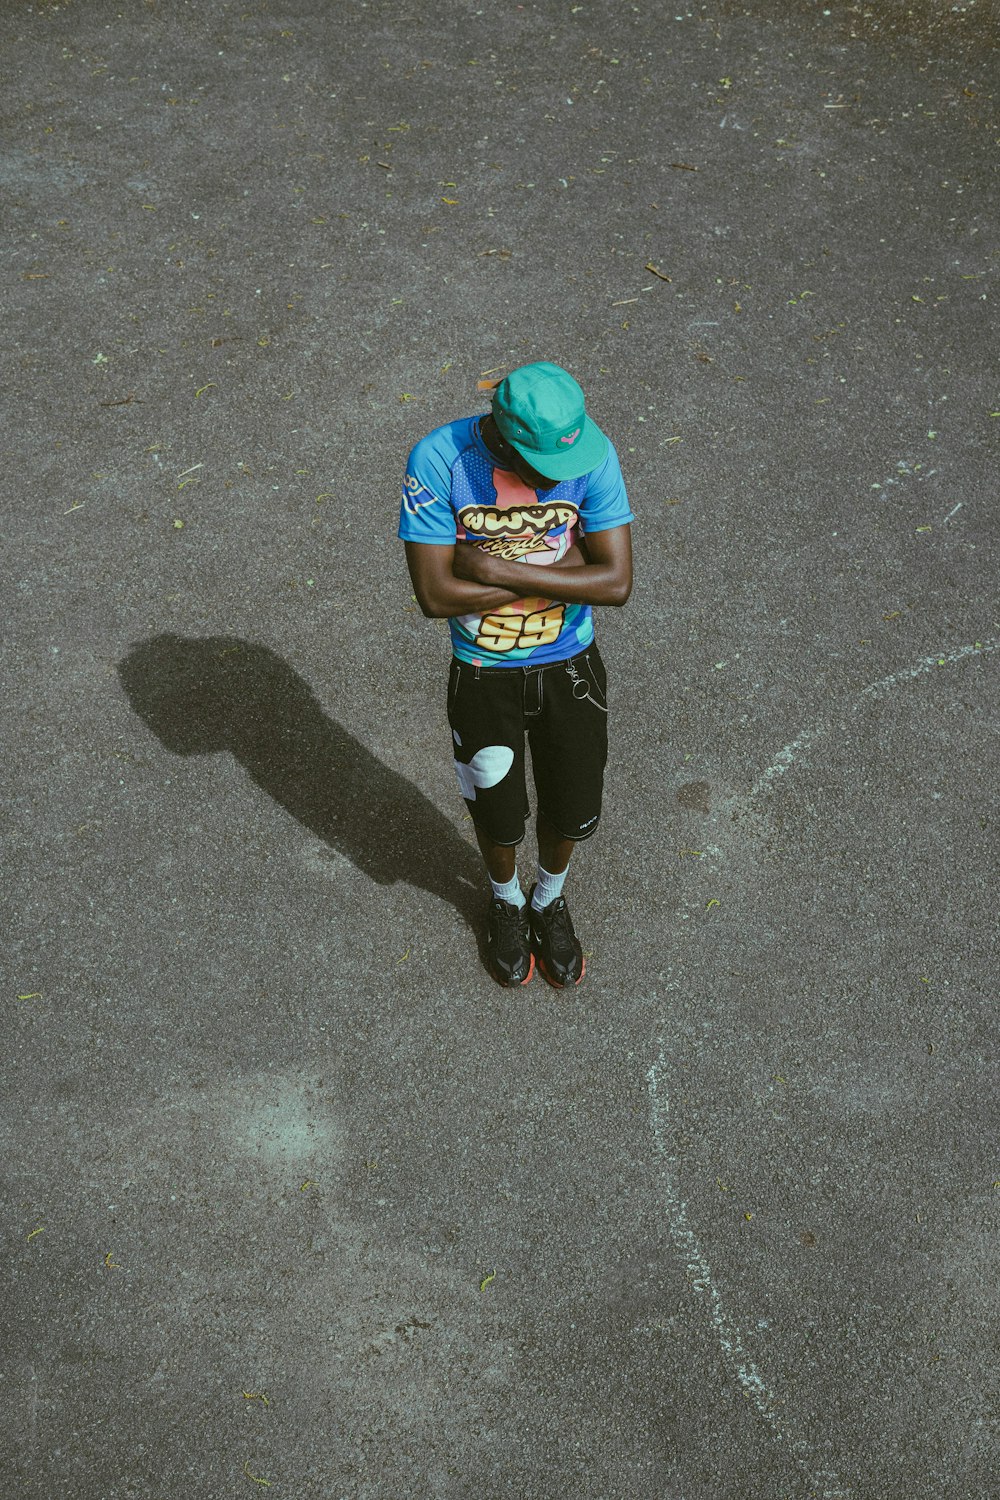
xmin=404 ymin=524 xmax=633 ymax=619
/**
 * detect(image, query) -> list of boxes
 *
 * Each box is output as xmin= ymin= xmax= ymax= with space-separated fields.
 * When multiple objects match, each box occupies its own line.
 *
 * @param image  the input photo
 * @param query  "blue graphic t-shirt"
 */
xmin=399 ymin=417 xmax=633 ymax=667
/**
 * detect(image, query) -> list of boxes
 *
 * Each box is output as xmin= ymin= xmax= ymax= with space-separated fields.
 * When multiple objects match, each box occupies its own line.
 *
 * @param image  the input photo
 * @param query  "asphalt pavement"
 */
xmin=3 ymin=1 xmax=998 ymax=1497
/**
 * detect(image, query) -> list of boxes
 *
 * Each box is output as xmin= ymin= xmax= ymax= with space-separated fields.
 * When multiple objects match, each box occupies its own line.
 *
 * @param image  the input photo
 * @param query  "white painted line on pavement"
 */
xmin=646 ymin=1023 xmax=852 ymax=1498
xmin=749 ymin=638 xmax=999 ymax=801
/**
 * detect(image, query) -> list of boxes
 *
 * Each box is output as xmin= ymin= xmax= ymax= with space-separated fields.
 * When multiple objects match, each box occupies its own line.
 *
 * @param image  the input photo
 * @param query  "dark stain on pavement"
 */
xmin=118 ymin=634 xmax=482 ymax=928
xmin=676 ymin=780 xmax=711 ymax=813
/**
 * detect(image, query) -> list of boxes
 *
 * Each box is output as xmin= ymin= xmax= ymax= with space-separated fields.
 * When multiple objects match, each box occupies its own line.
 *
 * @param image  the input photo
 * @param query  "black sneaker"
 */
xmin=528 ymin=885 xmax=585 ymax=988
xmin=486 ymin=899 xmax=534 ymax=986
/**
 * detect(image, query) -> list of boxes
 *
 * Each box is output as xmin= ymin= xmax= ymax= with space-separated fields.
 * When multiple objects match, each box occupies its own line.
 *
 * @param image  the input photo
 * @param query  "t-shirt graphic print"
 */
xmin=400 ymin=417 xmax=633 ymax=668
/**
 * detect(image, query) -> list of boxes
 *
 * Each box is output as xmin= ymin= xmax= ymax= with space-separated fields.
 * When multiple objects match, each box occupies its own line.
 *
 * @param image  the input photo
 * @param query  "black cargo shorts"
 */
xmin=446 ymin=645 xmax=609 ymax=846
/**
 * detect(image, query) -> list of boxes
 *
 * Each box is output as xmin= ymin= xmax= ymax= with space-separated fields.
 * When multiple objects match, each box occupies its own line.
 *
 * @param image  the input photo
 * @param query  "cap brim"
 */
xmin=509 ymin=417 xmax=609 ymax=482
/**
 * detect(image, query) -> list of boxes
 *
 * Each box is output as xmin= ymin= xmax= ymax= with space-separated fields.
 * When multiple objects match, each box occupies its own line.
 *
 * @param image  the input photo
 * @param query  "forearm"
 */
xmin=411 ymin=539 xmax=589 ymax=619
xmin=406 ymin=535 xmax=630 ymax=618
xmin=474 ymin=551 xmax=629 ymax=607
xmin=416 ymin=573 xmax=523 ymax=619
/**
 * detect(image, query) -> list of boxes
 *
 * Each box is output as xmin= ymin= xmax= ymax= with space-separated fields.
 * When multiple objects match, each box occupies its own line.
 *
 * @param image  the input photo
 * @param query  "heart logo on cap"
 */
xmin=559 ymin=428 xmax=581 ymax=446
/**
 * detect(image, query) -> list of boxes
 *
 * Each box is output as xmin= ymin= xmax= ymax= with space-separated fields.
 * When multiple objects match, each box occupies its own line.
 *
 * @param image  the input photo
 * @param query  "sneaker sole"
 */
xmin=538 ymin=953 xmax=586 ymax=990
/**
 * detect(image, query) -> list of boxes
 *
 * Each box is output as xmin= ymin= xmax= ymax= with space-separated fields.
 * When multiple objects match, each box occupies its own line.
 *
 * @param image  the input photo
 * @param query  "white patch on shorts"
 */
xmin=454 ymin=745 xmax=514 ymax=801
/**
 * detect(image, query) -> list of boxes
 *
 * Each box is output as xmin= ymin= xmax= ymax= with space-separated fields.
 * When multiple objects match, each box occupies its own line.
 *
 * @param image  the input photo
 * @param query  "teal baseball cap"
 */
xmin=492 ymin=361 xmax=609 ymax=481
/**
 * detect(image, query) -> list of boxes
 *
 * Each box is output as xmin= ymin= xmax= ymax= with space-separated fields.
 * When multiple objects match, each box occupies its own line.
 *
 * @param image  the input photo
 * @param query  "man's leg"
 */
xmin=524 ymin=650 xmax=609 ymax=988
xmin=477 ymin=813 xmax=576 ymax=911
xmin=531 ymin=810 xmax=575 ymax=913
xmin=474 ymin=825 xmax=518 ymax=886
xmin=448 ymin=661 xmax=532 ymax=984
xmin=474 ymin=825 xmax=533 ymax=984
xmin=536 ymin=812 xmax=574 ymax=879
xmin=527 ymin=812 xmax=584 ymax=986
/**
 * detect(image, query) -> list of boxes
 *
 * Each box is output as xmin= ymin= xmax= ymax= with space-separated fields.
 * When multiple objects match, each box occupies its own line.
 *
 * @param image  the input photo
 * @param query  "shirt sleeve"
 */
xmin=578 ymin=438 xmax=635 ymax=533
xmin=399 ymin=433 xmax=458 ymax=544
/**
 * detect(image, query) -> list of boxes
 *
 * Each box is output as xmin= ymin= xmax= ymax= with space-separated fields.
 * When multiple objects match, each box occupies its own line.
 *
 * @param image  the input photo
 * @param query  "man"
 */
xmin=399 ymin=361 xmax=634 ymax=987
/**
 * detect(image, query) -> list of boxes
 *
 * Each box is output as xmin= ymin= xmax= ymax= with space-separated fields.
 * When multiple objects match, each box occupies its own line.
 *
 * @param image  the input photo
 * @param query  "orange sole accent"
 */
xmin=538 ymin=954 xmax=586 ymax=989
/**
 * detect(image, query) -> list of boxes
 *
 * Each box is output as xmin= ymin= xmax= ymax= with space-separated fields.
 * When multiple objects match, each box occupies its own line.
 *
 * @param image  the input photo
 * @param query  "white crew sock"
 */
xmin=531 ymin=863 xmax=568 ymax=911
xmin=490 ymin=871 xmax=525 ymax=909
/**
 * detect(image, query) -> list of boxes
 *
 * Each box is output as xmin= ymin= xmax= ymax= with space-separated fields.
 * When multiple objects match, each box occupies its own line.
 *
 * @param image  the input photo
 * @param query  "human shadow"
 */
xmin=118 ymin=634 xmax=483 ymax=929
